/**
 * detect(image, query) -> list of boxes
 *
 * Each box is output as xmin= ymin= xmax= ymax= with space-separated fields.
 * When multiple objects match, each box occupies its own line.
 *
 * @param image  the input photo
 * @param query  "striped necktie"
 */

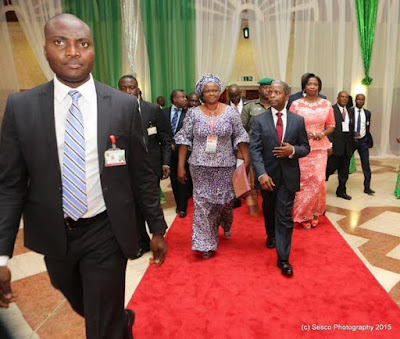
xmin=62 ymin=90 xmax=87 ymax=220
xmin=171 ymin=107 xmax=180 ymax=134
xmin=356 ymin=109 xmax=361 ymax=133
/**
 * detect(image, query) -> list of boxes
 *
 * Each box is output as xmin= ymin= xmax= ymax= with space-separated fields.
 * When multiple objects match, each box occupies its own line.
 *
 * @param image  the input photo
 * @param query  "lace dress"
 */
xmin=289 ymin=98 xmax=335 ymax=222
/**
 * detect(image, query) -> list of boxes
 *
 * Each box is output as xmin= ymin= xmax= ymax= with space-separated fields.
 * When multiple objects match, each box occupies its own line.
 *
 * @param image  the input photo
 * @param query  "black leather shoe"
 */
xmin=336 ymin=192 xmax=352 ymax=200
xmin=277 ymin=260 xmax=293 ymax=276
xmin=179 ymin=211 xmax=187 ymax=218
xmin=266 ymin=237 xmax=276 ymax=249
xmin=364 ymin=188 xmax=375 ymax=195
xmin=124 ymin=309 xmax=135 ymax=339
xmin=135 ymin=245 xmax=150 ymax=258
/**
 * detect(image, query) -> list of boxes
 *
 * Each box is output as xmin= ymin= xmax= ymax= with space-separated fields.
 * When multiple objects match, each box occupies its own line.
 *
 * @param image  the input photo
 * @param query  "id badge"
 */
xmin=342 ymin=121 xmax=349 ymax=132
xmin=105 ymin=149 xmax=126 ymax=167
xmin=206 ymin=136 xmax=218 ymax=153
xmin=147 ymin=126 xmax=157 ymax=136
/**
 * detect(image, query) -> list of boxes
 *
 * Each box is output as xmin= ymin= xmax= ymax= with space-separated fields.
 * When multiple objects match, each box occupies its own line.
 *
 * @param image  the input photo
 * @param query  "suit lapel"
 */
xmin=284 ymin=112 xmax=294 ymax=142
xmin=178 ymin=108 xmax=186 ymax=130
xmin=39 ymin=81 xmax=61 ymax=175
xmin=95 ymin=82 xmax=111 ymax=174
xmin=265 ymin=109 xmax=279 ymax=145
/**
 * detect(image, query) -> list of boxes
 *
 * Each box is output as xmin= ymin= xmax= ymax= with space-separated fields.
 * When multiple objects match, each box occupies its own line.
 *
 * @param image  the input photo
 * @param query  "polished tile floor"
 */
xmin=1 ymin=157 xmax=399 ymax=338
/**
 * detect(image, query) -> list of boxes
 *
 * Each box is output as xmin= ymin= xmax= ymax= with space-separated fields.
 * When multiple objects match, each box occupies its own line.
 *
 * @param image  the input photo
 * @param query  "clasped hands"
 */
xmin=307 ymin=131 xmax=325 ymax=140
xmin=178 ymin=162 xmax=250 ymax=185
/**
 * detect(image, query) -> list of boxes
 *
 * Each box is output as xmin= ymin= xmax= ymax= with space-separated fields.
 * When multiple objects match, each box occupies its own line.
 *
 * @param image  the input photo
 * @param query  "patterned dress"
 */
xmin=174 ymin=105 xmax=249 ymax=252
xmin=290 ymin=98 xmax=335 ymax=223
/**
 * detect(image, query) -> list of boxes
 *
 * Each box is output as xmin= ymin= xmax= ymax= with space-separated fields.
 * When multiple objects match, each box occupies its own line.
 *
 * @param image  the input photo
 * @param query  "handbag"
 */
xmin=232 ymin=163 xmax=251 ymax=199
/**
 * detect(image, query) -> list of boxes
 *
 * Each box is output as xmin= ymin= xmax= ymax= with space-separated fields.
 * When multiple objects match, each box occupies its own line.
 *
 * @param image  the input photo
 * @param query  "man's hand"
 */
xmin=397 ymin=136 xmax=400 ymax=144
xmin=259 ymin=174 xmax=275 ymax=191
xmin=149 ymin=234 xmax=167 ymax=267
xmin=177 ymin=166 xmax=187 ymax=184
xmin=273 ymin=142 xmax=294 ymax=158
xmin=162 ymin=165 xmax=171 ymax=179
xmin=328 ymin=148 xmax=333 ymax=157
xmin=0 ymin=266 xmax=16 ymax=308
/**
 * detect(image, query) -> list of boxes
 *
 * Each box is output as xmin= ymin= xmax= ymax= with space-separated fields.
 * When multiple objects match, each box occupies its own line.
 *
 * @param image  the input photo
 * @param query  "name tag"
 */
xmin=342 ymin=121 xmax=349 ymax=132
xmin=105 ymin=149 xmax=126 ymax=167
xmin=147 ymin=126 xmax=157 ymax=136
xmin=206 ymin=136 xmax=218 ymax=153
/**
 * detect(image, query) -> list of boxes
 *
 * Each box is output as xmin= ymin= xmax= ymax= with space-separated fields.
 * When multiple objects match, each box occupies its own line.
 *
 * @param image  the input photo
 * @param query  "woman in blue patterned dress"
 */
xmin=174 ymin=74 xmax=250 ymax=258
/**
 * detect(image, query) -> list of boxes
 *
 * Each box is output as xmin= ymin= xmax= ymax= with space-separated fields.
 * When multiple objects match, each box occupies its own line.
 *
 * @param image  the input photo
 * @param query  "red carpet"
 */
xmin=127 ymin=200 xmax=400 ymax=338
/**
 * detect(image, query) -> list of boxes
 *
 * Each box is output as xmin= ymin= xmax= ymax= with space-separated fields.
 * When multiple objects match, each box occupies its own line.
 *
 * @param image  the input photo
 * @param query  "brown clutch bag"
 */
xmin=232 ymin=163 xmax=251 ymax=199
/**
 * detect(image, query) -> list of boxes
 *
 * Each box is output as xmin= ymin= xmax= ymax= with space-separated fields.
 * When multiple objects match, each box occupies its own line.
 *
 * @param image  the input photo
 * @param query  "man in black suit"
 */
xmin=0 ymin=14 xmax=167 ymax=339
xmin=326 ymin=91 xmax=356 ymax=200
xmin=118 ymin=75 xmax=171 ymax=257
xmin=163 ymin=90 xmax=189 ymax=217
xmin=351 ymin=94 xmax=374 ymax=195
xmin=187 ymin=92 xmax=200 ymax=108
xmin=287 ymin=72 xmax=327 ymax=109
xmin=226 ymin=84 xmax=248 ymax=114
xmin=250 ymin=81 xmax=310 ymax=276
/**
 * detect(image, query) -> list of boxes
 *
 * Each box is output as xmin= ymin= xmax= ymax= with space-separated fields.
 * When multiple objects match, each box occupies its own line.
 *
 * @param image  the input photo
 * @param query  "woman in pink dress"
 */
xmin=289 ymin=74 xmax=335 ymax=229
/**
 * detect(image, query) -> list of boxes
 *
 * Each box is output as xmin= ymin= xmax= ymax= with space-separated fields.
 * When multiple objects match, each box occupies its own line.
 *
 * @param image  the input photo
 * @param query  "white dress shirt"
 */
xmin=271 ymin=107 xmax=288 ymax=141
xmin=54 ymin=74 xmax=106 ymax=218
xmin=339 ymin=105 xmax=349 ymax=123
xmin=354 ymin=107 xmax=367 ymax=139
xmin=230 ymin=99 xmax=244 ymax=114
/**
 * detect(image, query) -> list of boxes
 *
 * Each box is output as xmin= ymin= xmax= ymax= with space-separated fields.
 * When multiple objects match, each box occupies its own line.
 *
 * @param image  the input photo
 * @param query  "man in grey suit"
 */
xmin=0 ymin=14 xmax=167 ymax=339
xmin=250 ymin=81 xmax=310 ymax=276
xmin=118 ymin=75 xmax=171 ymax=257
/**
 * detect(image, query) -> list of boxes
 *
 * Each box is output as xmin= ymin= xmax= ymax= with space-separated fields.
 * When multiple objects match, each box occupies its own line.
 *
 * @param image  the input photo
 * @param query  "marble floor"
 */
xmin=1 ymin=157 xmax=399 ymax=338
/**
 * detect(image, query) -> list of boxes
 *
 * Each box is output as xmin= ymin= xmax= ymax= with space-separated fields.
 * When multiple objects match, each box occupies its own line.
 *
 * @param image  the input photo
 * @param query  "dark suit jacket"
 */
xmin=162 ymin=106 xmax=188 ymax=163
xmin=350 ymin=107 xmax=373 ymax=148
xmin=287 ymin=91 xmax=327 ymax=110
xmin=329 ymin=104 xmax=356 ymax=157
xmin=0 ymin=80 xmax=167 ymax=259
xmin=249 ymin=108 xmax=310 ymax=193
xmin=139 ymin=100 xmax=171 ymax=179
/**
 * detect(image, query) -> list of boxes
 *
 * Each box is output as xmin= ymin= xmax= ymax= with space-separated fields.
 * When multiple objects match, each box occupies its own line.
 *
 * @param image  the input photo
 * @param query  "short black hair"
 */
xmin=118 ymin=74 xmax=137 ymax=83
xmin=170 ymin=89 xmax=184 ymax=103
xmin=301 ymin=73 xmax=322 ymax=92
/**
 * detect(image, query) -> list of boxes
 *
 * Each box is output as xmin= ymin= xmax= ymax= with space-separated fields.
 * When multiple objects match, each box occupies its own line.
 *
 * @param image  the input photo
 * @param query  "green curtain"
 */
xmin=141 ymin=0 xmax=196 ymax=103
xmin=61 ymin=0 xmax=122 ymax=88
xmin=355 ymin=0 xmax=378 ymax=86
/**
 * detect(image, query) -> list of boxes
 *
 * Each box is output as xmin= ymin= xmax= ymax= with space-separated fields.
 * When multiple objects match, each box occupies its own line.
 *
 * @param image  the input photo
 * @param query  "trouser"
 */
xmin=170 ymin=158 xmax=190 ymax=213
xmin=326 ymin=153 xmax=352 ymax=195
xmin=354 ymin=136 xmax=372 ymax=189
xmin=261 ymin=182 xmax=295 ymax=261
xmin=45 ymin=214 xmax=128 ymax=339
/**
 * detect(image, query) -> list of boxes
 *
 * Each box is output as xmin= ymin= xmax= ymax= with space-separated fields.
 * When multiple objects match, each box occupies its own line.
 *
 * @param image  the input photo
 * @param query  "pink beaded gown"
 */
xmin=289 ymin=98 xmax=335 ymax=224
